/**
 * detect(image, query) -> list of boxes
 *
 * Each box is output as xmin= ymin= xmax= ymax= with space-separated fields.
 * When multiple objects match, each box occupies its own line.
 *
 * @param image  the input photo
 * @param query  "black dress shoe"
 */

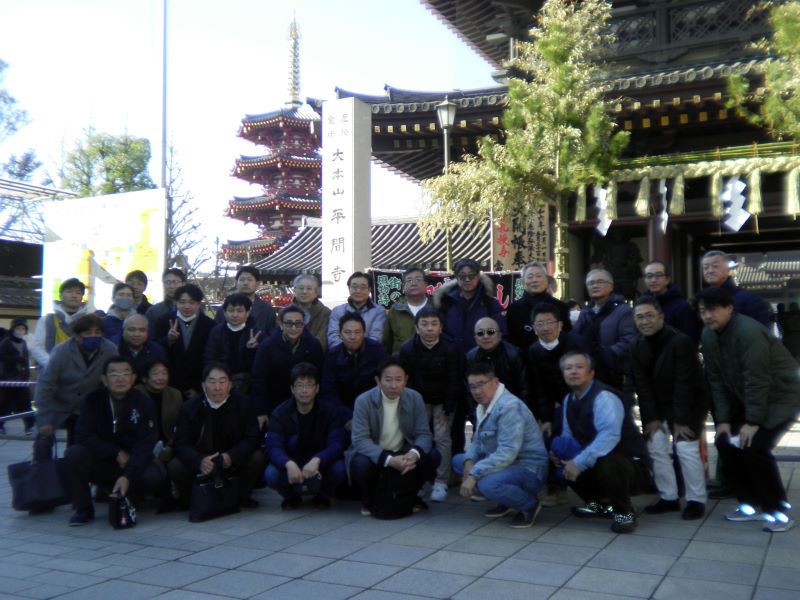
xmin=312 ymin=494 xmax=331 ymax=509
xmin=682 ymin=501 xmax=705 ymax=520
xmin=281 ymin=495 xmax=302 ymax=510
xmin=240 ymin=497 xmax=259 ymax=508
xmin=644 ymin=499 xmax=681 ymax=514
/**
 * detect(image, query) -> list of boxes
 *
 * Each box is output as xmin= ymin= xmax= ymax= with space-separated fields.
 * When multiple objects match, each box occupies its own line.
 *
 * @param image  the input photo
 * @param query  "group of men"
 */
xmin=26 ymin=250 xmax=800 ymax=535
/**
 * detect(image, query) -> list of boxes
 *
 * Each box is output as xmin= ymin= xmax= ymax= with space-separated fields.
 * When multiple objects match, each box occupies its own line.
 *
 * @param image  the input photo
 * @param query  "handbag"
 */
xmin=108 ymin=495 xmax=137 ymax=529
xmin=7 ymin=434 xmax=70 ymax=512
xmin=371 ymin=465 xmax=418 ymax=520
xmin=189 ymin=455 xmax=240 ymax=522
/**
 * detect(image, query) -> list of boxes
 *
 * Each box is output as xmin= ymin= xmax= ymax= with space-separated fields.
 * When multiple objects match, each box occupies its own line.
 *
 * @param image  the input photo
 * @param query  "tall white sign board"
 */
xmin=321 ymin=97 xmax=372 ymax=307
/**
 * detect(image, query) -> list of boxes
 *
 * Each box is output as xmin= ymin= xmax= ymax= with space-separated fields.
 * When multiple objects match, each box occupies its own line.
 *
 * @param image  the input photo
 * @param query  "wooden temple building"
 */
xmin=248 ymin=1 xmax=799 ymax=305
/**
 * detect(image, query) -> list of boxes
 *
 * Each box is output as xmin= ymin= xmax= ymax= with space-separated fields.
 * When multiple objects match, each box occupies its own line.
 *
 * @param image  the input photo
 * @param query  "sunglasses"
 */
xmin=475 ymin=329 xmax=498 ymax=337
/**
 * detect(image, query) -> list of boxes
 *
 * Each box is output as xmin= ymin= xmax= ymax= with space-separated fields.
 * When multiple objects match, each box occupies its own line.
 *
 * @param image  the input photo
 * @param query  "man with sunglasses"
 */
xmin=466 ymin=317 xmax=527 ymax=404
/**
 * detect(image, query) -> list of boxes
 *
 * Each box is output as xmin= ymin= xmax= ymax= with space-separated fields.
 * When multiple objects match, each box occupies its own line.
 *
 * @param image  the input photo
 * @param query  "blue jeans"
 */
xmin=264 ymin=459 xmax=347 ymax=499
xmin=452 ymin=453 xmax=543 ymax=512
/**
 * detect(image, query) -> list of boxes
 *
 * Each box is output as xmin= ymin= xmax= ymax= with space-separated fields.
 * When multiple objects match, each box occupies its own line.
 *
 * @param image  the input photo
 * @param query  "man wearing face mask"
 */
xmin=507 ymin=262 xmax=571 ymax=351
xmin=0 ymin=318 xmax=34 ymax=435
xmin=34 ymin=314 xmax=117 ymax=445
xmin=101 ymin=282 xmax=138 ymax=343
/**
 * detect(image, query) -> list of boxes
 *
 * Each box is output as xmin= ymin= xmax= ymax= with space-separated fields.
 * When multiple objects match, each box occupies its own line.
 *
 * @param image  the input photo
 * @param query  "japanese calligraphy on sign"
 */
xmin=491 ymin=205 xmax=550 ymax=271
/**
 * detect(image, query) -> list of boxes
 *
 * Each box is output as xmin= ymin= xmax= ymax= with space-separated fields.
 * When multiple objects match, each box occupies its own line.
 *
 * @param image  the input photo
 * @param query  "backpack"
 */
xmin=370 ymin=466 xmax=418 ymax=520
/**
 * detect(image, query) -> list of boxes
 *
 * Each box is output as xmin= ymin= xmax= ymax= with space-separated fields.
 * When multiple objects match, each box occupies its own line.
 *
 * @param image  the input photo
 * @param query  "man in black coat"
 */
xmin=169 ymin=363 xmax=265 ymax=509
xmin=466 ymin=317 xmax=527 ymax=403
xmin=639 ymin=261 xmax=702 ymax=345
xmin=507 ymin=261 xmax=571 ymax=350
xmin=63 ymin=356 xmax=166 ymax=525
xmin=631 ymin=298 xmax=708 ymax=520
xmin=153 ymin=283 xmax=215 ymax=398
xmin=117 ymin=314 xmax=168 ymax=381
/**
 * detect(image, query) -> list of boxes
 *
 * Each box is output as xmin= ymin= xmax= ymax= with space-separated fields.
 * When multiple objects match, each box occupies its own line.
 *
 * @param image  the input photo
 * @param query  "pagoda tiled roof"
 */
xmin=254 ymin=218 xmax=490 ymax=276
xmin=228 ymin=194 xmax=321 ymax=213
xmin=221 ymin=236 xmax=285 ymax=261
xmin=235 ymin=153 xmax=320 ymax=169
xmin=241 ymin=104 xmax=320 ymax=128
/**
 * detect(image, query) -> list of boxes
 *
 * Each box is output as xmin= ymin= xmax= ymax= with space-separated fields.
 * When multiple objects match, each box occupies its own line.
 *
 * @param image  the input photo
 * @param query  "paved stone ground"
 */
xmin=1 ymin=419 xmax=799 ymax=600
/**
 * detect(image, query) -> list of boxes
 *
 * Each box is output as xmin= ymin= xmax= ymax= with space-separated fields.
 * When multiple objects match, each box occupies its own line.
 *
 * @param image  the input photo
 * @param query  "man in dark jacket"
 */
xmin=125 ymin=269 xmax=151 ymax=315
xmin=319 ymin=313 xmax=384 ymax=424
xmin=466 ymin=317 xmax=527 ymax=403
xmin=399 ymin=306 xmax=462 ymax=503
xmin=117 ymin=314 xmax=167 ymax=381
xmin=214 ymin=265 xmax=276 ymax=335
xmin=0 ymin=317 xmax=34 ymax=434
xmin=264 ymin=363 xmax=346 ymax=509
xmin=631 ymin=298 xmax=708 ymax=520
xmin=383 ymin=267 xmax=433 ymax=354
xmin=145 ymin=268 xmax=186 ymax=330
xmin=251 ymin=305 xmax=324 ymax=425
xmin=169 ymin=363 xmax=265 ymax=509
xmin=555 ymin=351 xmax=651 ymax=534
xmin=204 ymin=293 xmax=260 ymax=392
xmin=63 ymin=356 xmax=166 ymax=525
xmin=698 ymin=287 xmax=800 ymax=532
xmin=507 ymin=261 xmax=571 ymax=350
xmin=701 ymin=250 xmax=771 ymax=327
xmin=639 ymin=261 xmax=701 ymax=345
xmin=573 ymin=269 xmax=637 ymax=394
xmin=153 ymin=283 xmax=215 ymax=398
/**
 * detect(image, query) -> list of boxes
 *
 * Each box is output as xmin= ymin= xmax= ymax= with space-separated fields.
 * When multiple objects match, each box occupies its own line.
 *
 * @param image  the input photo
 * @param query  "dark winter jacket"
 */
xmin=75 ymin=387 xmax=157 ymax=480
xmin=399 ymin=334 xmax=462 ymax=413
xmin=720 ymin=277 xmax=772 ymax=328
xmin=153 ymin=311 xmax=215 ymax=395
xmin=640 ymin=284 xmax=702 ymax=345
xmin=215 ymin=296 xmax=276 ymax=336
xmin=173 ymin=391 xmax=260 ymax=473
xmin=383 ymin=295 xmax=433 ymax=354
xmin=433 ymin=275 xmax=506 ymax=354
xmin=631 ymin=325 xmax=708 ymax=434
xmin=117 ymin=339 xmax=168 ymax=380
xmin=701 ymin=313 xmax=800 ymax=429
xmin=251 ymin=329 xmax=323 ymax=416
xmin=527 ymin=332 xmax=581 ymax=423
xmin=506 ymin=291 xmax=571 ymax=350
xmin=319 ymin=338 xmax=385 ymax=413
xmin=265 ymin=398 xmax=345 ymax=471
xmin=466 ymin=340 xmax=527 ymax=403
xmin=203 ymin=321 xmax=258 ymax=376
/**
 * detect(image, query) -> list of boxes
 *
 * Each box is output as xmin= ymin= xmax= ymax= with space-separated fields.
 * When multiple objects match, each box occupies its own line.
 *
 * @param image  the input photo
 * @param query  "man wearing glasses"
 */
xmin=506 ymin=261 xmax=571 ymax=351
xmin=327 ymin=272 xmax=387 ymax=348
xmin=573 ymin=269 xmax=637 ymax=394
xmin=251 ymin=306 xmax=323 ymax=426
xmin=383 ymin=267 xmax=432 ymax=354
xmin=640 ymin=261 xmax=701 ymax=344
xmin=466 ymin=317 xmax=527 ymax=403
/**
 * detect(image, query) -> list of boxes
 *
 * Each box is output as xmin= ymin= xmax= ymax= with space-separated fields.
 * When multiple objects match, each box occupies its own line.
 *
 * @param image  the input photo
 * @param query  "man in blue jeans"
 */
xmin=453 ymin=361 xmax=548 ymax=528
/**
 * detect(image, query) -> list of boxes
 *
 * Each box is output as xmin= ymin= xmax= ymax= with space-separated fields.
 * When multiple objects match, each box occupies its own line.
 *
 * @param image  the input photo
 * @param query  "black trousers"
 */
xmin=716 ymin=420 xmax=792 ymax=513
xmin=167 ymin=449 xmax=266 ymax=503
xmin=568 ymin=450 xmax=649 ymax=514
xmin=64 ymin=444 xmax=167 ymax=512
xmin=350 ymin=449 xmax=441 ymax=507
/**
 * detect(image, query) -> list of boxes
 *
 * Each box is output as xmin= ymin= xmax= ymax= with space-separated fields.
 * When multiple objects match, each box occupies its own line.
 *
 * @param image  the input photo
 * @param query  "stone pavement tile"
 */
xmin=587 ymin=548 xmax=676 ymax=575
xmin=35 ymin=557 xmax=108 ymax=574
xmin=0 ymin=564 xmax=47 ymax=578
xmin=2 ymin=552 xmax=56 ymax=566
xmin=17 ymin=583 xmax=75 ymax=599
xmin=485 ymin=557 xmax=580 ymax=586
xmin=91 ymin=565 xmax=140 ymax=578
xmin=513 ymin=541 xmax=598 ymax=565
xmin=374 ymin=568 xmax=475 ymax=598
xmin=653 ymin=577 xmax=753 ymax=600
xmin=444 ymin=534 xmax=529 ymax=557
xmin=414 ymin=549 xmax=503 ymax=576
xmin=58 ymin=537 xmax=116 ymax=550
xmin=536 ymin=527 xmax=616 ymax=549
xmin=304 ymin=559 xmax=400 ymax=587
xmin=382 ymin=525 xmax=464 ymax=549
xmin=54 ymin=580 xmax=168 ymax=599
xmin=629 ymin=520 xmax=699 ymax=540
xmin=326 ymin=519 xmax=416 ymax=542
xmin=168 ymin=530 xmax=237 ymax=545
xmin=122 ymin=561 xmax=223 ymax=588
xmin=178 ymin=545 xmax=270 ymax=569
xmin=10 ymin=542 xmax=75 ymax=556
xmin=350 ymin=591 xmax=430 ymax=600
xmin=251 ymin=579 xmax=361 ymax=600
xmin=453 ymin=577 xmax=557 ymax=600
xmin=270 ymin=513 xmax=361 ymax=535
xmin=225 ymin=530 xmax=312 ymax=551
xmin=668 ymin=557 xmax=760 ymax=585
xmin=154 ymin=592 xmax=237 ymax=600
xmin=682 ymin=540 xmax=767 ymax=565
xmin=58 ymin=548 xmax=110 ymax=561
xmin=764 ymin=530 xmax=800 ymax=550
xmin=549 ymin=590 xmax=634 ymax=600
xmin=765 ymin=546 xmax=800 ymax=568
xmin=758 ymin=565 xmax=800 ymax=591
xmin=95 ymin=541 xmax=146 ymax=554
xmin=607 ymin=533 xmax=688 ymax=557
xmin=413 ymin=516 xmax=483 ymax=535
xmin=468 ymin=519 xmax=548 ymax=540
xmin=0 ymin=578 xmax=37 ymax=594
xmin=30 ymin=571 xmax=106 ymax=589
xmin=96 ymin=552 xmax=165 ymax=569
xmin=239 ymin=552 xmax=331 ymax=578
xmin=753 ymin=586 xmax=800 ymax=599
xmin=565 ymin=567 xmax=662 ymax=598
xmin=129 ymin=547 xmax=193 ymax=560
xmin=184 ymin=570 xmax=290 ymax=598
xmin=695 ymin=523 xmax=771 ymax=547
xmin=285 ymin=536 xmax=369 ymax=558
xmin=346 ymin=542 xmax=435 ymax=567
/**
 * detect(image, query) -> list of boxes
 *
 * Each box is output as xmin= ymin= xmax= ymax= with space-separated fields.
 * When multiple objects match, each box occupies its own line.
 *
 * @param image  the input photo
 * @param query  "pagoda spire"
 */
xmin=287 ymin=18 xmax=301 ymax=108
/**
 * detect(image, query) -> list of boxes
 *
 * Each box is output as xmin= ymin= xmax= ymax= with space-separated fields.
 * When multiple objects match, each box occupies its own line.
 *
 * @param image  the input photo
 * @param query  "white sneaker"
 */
xmin=430 ymin=481 xmax=448 ymax=503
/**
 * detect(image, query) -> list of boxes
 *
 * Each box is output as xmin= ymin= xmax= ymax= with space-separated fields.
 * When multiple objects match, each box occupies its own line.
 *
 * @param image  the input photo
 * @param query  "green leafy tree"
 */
xmin=420 ymin=0 xmax=628 ymax=292
xmin=728 ymin=1 xmax=800 ymax=139
xmin=62 ymin=129 xmax=156 ymax=196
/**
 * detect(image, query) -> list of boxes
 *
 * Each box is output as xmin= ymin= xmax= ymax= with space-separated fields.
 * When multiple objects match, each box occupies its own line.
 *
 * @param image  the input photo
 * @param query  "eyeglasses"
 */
xmin=404 ymin=277 xmax=424 ymax=284
xmin=475 ymin=329 xmax=498 ymax=337
xmin=282 ymin=320 xmax=304 ymax=329
xmin=349 ymin=284 xmax=370 ymax=291
xmin=457 ymin=273 xmax=477 ymax=282
xmin=292 ymin=383 xmax=316 ymax=389
xmin=634 ymin=313 xmax=659 ymax=321
xmin=586 ymin=280 xmax=611 ymax=287
xmin=468 ymin=380 xmax=491 ymax=392
xmin=533 ymin=320 xmax=558 ymax=329
xmin=644 ymin=273 xmax=666 ymax=280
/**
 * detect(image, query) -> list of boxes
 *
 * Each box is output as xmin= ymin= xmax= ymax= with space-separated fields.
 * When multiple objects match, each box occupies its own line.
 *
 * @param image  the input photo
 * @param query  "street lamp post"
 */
xmin=436 ymin=96 xmax=457 ymax=272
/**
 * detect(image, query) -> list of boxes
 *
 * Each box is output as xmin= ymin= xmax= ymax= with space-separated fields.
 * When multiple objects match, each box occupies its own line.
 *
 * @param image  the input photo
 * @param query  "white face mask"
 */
xmin=569 ymin=309 xmax=581 ymax=325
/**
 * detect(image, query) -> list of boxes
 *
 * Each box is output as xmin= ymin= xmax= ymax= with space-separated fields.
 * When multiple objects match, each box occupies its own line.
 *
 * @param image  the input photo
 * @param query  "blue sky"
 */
xmin=0 ymin=0 xmax=498 ymax=246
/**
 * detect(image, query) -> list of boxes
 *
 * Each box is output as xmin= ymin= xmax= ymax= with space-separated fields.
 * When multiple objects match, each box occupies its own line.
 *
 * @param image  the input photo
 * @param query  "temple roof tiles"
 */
xmin=234 ymin=154 xmax=321 ymax=171
xmin=229 ymin=194 xmax=321 ymax=213
xmin=241 ymin=104 xmax=320 ymax=127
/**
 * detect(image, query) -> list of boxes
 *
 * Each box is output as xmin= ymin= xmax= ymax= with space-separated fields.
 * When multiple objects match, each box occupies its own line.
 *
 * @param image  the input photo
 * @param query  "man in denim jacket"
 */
xmin=452 ymin=362 xmax=548 ymax=528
